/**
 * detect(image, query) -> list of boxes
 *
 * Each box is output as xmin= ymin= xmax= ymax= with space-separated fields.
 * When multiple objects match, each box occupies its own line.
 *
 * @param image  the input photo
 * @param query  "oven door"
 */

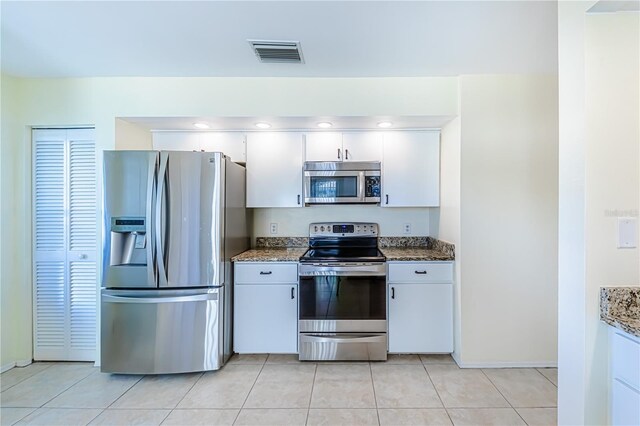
xmin=298 ymin=263 xmax=387 ymax=360
xmin=304 ymin=170 xmax=365 ymax=204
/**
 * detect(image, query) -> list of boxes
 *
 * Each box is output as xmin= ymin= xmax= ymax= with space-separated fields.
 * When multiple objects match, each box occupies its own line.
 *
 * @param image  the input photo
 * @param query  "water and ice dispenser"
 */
xmin=109 ymin=217 xmax=146 ymax=266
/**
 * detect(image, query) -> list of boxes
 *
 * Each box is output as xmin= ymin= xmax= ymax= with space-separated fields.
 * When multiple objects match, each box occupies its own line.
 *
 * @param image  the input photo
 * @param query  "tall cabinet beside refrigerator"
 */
xmin=101 ymin=151 xmax=248 ymax=374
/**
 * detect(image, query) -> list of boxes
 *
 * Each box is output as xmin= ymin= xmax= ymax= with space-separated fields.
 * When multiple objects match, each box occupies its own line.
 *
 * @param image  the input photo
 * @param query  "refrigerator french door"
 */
xmin=101 ymin=151 xmax=247 ymax=374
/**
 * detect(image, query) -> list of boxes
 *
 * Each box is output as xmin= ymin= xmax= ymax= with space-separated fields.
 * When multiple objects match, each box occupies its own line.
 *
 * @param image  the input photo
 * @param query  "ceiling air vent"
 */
xmin=248 ymin=40 xmax=304 ymax=64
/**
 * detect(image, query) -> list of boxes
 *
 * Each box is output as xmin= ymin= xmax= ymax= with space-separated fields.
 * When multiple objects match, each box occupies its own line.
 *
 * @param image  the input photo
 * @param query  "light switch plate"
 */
xmin=617 ymin=217 xmax=637 ymax=248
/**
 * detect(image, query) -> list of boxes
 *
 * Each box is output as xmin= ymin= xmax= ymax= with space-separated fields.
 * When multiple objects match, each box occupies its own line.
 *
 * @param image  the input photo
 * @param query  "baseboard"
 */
xmin=16 ymin=359 xmax=33 ymax=367
xmin=1 ymin=362 xmax=16 ymax=373
xmin=1 ymin=359 xmax=33 ymax=373
xmin=456 ymin=360 xmax=558 ymax=368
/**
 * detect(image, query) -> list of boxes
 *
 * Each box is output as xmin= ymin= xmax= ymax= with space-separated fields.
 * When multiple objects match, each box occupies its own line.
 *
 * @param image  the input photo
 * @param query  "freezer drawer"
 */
xmin=101 ymin=288 xmax=224 ymax=374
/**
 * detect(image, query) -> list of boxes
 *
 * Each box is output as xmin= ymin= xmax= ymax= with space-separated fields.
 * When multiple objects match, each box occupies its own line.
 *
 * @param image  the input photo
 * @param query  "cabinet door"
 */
xmin=200 ymin=133 xmax=246 ymax=163
xmin=388 ymin=283 xmax=453 ymax=353
xmin=246 ymin=132 xmax=303 ymax=207
xmin=152 ymin=132 xmax=201 ymax=151
xmin=612 ymin=378 xmax=640 ymax=426
xmin=305 ymin=132 xmax=343 ymax=162
xmin=342 ymin=132 xmax=382 ymax=162
xmin=382 ymin=131 xmax=440 ymax=207
xmin=234 ymin=284 xmax=298 ymax=353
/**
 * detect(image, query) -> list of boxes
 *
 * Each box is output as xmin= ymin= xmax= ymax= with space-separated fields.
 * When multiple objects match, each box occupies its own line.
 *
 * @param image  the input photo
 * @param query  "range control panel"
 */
xmin=309 ymin=222 xmax=379 ymax=238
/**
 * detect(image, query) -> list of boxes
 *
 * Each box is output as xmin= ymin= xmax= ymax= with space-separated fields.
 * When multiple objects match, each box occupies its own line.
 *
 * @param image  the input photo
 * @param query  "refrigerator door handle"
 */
xmin=102 ymin=292 xmax=218 ymax=304
xmin=155 ymin=153 xmax=168 ymax=286
xmin=146 ymin=154 xmax=157 ymax=286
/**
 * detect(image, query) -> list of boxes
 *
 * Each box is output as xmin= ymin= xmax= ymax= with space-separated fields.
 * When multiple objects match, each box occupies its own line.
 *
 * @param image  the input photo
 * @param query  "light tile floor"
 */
xmin=0 ymin=355 xmax=557 ymax=426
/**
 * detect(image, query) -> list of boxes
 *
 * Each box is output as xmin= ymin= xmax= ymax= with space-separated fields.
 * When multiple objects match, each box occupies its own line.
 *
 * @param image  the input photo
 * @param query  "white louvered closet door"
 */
xmin=33 ymin=128 xmax=97 ymax=361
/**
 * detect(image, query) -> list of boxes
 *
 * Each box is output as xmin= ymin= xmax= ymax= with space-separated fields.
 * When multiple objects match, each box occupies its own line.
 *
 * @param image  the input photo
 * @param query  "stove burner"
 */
xmin=300 ymin=222 xmax=385 ymax=263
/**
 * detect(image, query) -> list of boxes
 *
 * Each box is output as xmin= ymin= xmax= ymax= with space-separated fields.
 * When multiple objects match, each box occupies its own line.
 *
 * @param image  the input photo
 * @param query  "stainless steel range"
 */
xmin=298 ymin=222 xmax=387 ymax=361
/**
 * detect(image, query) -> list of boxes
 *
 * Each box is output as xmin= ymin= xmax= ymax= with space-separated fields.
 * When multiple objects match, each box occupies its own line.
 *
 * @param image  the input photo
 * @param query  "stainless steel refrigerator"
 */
xmin=101 ymin=151 xmax=248 ymax=374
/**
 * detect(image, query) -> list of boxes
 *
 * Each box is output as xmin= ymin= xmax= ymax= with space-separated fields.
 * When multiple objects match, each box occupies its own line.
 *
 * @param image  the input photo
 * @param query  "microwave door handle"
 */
xmin=358 ymin=171 xmax=365 ymax=201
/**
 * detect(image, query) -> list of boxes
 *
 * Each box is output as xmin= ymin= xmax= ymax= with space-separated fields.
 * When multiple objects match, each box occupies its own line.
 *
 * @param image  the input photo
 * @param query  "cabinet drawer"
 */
xmin=235 ymin=263 xmax=298 ymax=284
xmin=387 ymin=262 xmax=453 ymax=283
xmin=612 ymin=329 xmax=640 ymax=391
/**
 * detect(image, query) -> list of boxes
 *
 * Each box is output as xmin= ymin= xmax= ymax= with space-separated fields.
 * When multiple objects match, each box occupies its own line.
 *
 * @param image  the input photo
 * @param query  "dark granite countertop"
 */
xmin=381 ymin=247 xmax=454 ymax=261
xmin=231 ymin=236 xmax=455 ymax=263
xmin=231 ymin=247 xmax=307 ymax=262
xmin=600 ymin=287 xmax=640 ymax=338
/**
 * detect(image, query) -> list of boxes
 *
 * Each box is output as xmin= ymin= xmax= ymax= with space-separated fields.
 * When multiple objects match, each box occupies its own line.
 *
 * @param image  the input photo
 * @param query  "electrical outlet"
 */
xmin=403 ymin=223 xmax=411 ymax=234
xmin=270 ymin=223 xmax=278 ymax=235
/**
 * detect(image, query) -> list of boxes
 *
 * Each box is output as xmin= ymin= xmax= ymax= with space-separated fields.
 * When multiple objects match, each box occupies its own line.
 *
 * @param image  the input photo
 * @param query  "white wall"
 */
xmin=253 ymin=206 xmax=431 ymax=238
xmin=0 ymin=76 xmax=458 ymax=367
xmin=558 ymin=5 xmax=640 ymax=425
xmin=584 ymin=12 xmax=640 ymax=425
xmin=437 ymin=115 xmax=462 ymax=362
xmin=115 ymin=118 xmax=152 ymax=150
xmin=1 ymin=75 xmax=33 ymax=370
xmin=557 ymin=2 xmax=593 ymax=423
xmin=457 ymin=74 xmax=559 ymax=367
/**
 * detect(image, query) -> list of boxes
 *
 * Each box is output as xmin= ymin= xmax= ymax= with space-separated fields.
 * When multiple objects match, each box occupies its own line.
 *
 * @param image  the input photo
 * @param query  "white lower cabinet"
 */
xmin=610 ymin=327 xmax=640 ymax=426
xmin=234 ymin=262 xmax=298 ymax=354
xmin=387 ymin=262 xmax=453 ymax=353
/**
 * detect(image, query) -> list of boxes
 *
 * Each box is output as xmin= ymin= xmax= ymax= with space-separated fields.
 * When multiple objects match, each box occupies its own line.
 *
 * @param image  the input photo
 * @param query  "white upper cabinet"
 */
xmin=305 ymin=132 xmax=343 ymax=162
xmin=246 ymin=132 xmax=304 ymax=208
xmin=342 ymin=132 xmax=382 ymax=162
xmin=153 ymin=132 xmax=200 ymax=151
xmin=305 ymin=132 xmax=382 ymax=162
xmin=200 ymin=133 xmax=246 ymax=162
xmin=151 ymin=132 xmax=246 ymax=163
xmin=382 ymin=131 xmax=440 ymax=207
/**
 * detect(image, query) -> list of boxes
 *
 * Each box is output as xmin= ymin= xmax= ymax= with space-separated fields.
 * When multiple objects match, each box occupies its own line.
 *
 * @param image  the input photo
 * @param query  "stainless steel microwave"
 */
xmin=303 ymin=161 xmax=381 ymax=204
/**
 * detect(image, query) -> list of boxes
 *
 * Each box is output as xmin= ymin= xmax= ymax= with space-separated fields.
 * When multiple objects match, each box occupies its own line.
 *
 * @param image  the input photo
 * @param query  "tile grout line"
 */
xmin=36 ymin=364 xmax=97 ymax=409
xmin=83 ymin=408 xmax=106 ymax=426
xmin=422 ymin=361 xmax=455 ymax=425
xmin=231 ymin=358 xmax=267 ymax=425
xmin=104 ymin=373 xmax=145 ymax=410
xmin=304 ymin=363 xmax=317 ymax=426
xmin=163 ymin=371 xmax=205 ymax=423
xmin=1 ymin=363 xmax=56 ymax=393
xmin=368 ymin=362 xmax=381 ymax=426
xmin=535 ymin=368 xmax=559 ymax=389
xmin=479 ymin=369 xmax=529 ymax=425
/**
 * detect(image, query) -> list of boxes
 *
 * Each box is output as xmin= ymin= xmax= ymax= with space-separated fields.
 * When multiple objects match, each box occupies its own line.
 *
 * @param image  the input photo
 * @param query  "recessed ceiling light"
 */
xmin=377 ymin=121 xmax=393 ymax=128
xmin=317 ymin=122 xmax=333 ymax=128
xmin=193 ymin=122 xmax=210 ymax=129
xmin=255 ymin=122 xmax=271 ymax=129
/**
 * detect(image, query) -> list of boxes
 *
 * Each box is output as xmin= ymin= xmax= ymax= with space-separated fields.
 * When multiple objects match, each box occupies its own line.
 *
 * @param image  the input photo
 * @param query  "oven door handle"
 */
xmin=301 ymin=334 xmax=386 ymax=344
xmin=299 ymin=272 xmax=386 ymax=277
xmin=298 ymin=263 xmax=386 ymax=277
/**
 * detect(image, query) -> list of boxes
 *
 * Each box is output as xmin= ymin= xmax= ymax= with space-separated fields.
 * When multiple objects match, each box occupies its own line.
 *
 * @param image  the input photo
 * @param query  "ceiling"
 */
xmin=1 ymin=1 xmax=558 ymax=78
xmin=124 ymin=115 xmax=455 ymax=131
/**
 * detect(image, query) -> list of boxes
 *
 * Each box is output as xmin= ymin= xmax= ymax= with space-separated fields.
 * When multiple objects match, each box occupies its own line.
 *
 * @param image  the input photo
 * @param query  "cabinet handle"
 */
xmin=259 ymin=271 xmax=272 ymax=275
xmin=414 ymin=270 xmax=427 ymax=275
xmin=291 ymin=287 xmax=295 ymax=299
xmin=391 ymin=287 xmax=395 ymax=299
xmin=345 ymin=149 xmax=350 ymax=160
xmin=297 ymin=194 xmax=301 ymax=205
xmin=337 ymin=148 xmax=341 ymax=160
xmin=385 ymin=194 xmax=389 ymax=205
